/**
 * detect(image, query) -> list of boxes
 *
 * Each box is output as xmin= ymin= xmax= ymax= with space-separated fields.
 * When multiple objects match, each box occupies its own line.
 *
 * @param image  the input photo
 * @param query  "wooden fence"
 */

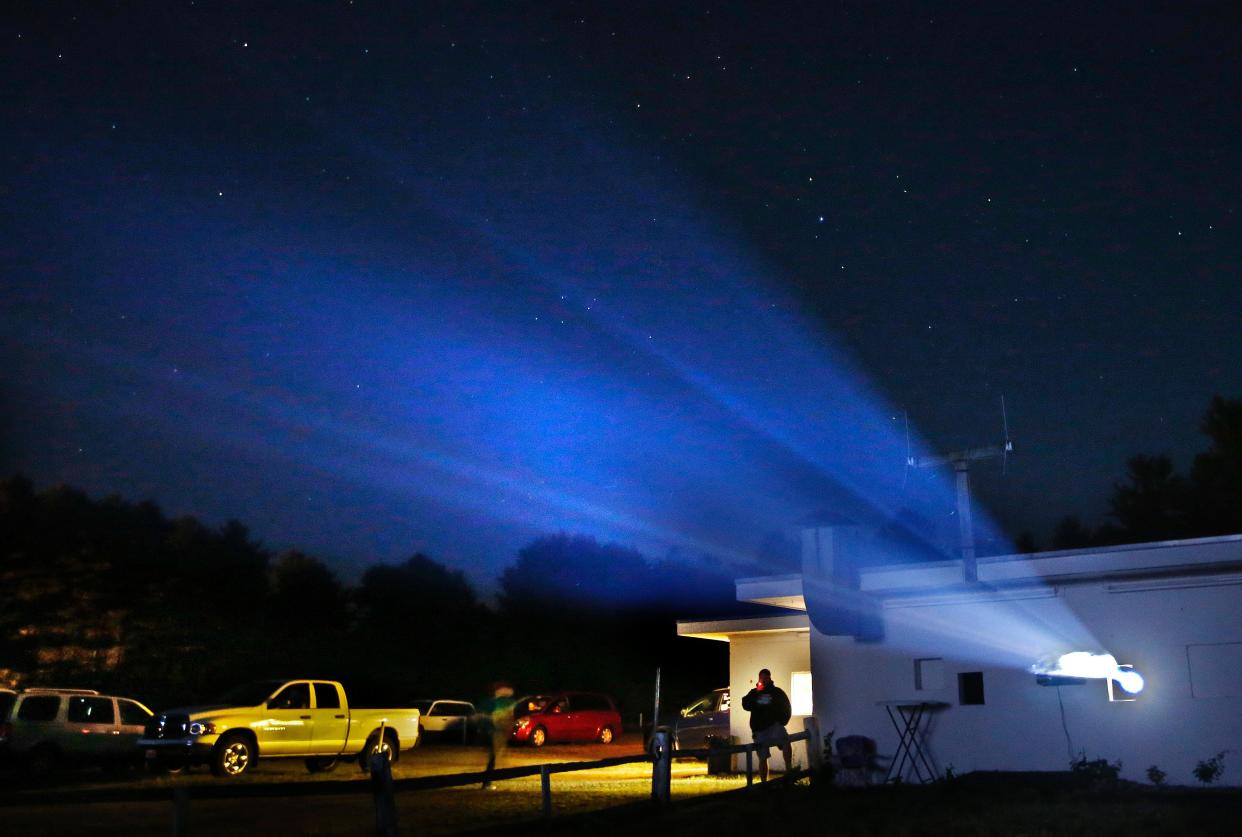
xmin=0 ymin=718 xmax=823 ymax=836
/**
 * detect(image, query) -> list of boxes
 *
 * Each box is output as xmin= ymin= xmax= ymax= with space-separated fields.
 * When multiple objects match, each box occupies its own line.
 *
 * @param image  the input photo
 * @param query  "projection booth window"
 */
xmin=958 ymin=671 xmax=985 ymax=705
xmin=915 ymin=658 xmax=945 ymax=691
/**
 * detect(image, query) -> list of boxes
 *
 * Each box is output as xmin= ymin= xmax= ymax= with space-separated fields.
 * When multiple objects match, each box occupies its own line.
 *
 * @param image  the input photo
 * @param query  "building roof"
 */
xmin=676 ymin=612 xmax=810 ymax=642
xmin=736 ymin=533 xmax=1242 ymax=610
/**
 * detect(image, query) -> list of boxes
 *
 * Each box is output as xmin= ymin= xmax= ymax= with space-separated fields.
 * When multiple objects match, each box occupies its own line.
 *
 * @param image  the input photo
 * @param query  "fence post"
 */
xmin=541 ymin=764 xmax=552 ymax=818
xmin=171 ymin=786 xmax=189 ymax=837
xmin=370 ymin=752 xmax=399 ymax=837
xmin=803 ymin=718 xmax=823 ymax=783
xmin=745 ymin=747 xmax=753 ymax=786
xmin=650 ymin=730 xmax=671 ymax=804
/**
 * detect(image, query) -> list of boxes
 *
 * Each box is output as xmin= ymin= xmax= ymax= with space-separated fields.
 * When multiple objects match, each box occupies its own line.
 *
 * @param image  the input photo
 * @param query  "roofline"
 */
xmin=735 ymin=571 xmax=802 ymax=586
xmin=677 ymin=613 xmax=811 ymax=641
xmin=741 ymin=533 xmax=1242 ymax=581
xmin=733 ymin=532 xmax=1242 ymax=604
xmin=978 ymin=532 xmax=1242 ymax=564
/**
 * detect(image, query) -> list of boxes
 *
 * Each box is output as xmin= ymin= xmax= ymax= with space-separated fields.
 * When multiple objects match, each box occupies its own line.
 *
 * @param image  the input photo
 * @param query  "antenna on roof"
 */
xmin=1001 ymin=395 xmax=1012 ymax=475
xmin=902 ymin=410 xmax=913 ymax=490
xmin=905 ymin=398 xmax=1016 ymax=583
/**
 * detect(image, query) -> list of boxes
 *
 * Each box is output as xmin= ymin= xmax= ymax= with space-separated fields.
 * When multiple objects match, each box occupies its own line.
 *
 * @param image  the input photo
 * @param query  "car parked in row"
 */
xmin=0 ymin=687 xmax=154 ymax=776
xmin=406 ymin=699 xmax=475 ymax=743
xmin=671 ymin=687 xmax=730 ymax=751
xmin=510 ymin=692 xmax=621 ymax=747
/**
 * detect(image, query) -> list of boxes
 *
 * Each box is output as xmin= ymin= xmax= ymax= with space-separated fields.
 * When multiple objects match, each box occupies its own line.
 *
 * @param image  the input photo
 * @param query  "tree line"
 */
xmin=1019 ymin=395 xmax=1242 ymax=552
xmin=0 ymin=477 xmax=754 ymax=716
xmin=5 ymin=396 xmax=1236 ymax=711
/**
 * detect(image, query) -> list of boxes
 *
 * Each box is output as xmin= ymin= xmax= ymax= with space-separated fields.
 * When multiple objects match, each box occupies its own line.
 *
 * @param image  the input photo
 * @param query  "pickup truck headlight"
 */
xmin=188 ymin=721 xmax=217 ymax=736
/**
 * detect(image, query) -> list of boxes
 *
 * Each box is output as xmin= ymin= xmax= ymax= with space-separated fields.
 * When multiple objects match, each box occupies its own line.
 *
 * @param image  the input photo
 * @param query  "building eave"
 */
xmin=676 ymin=613 xmax=810 ymax=642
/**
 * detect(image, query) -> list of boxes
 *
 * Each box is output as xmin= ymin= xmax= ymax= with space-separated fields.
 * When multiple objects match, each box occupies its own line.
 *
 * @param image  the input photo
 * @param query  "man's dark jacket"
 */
xmin=741 ymin=684 xmax=792 ymax=731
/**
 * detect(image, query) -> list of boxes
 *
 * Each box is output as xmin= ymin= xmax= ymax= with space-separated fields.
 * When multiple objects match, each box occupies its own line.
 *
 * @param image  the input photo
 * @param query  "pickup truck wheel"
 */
xmin=306 ymin=757 xmax=338 ymax=773
xmin=360 ymin=731 xmax=397 ymax=771
xmin=530 ymin=726 xmax=548 ymax=747
xmin=598 ymin=726 xmax=615 ymax=744
xmin=212 ymin=733 xmax=255 ymax=777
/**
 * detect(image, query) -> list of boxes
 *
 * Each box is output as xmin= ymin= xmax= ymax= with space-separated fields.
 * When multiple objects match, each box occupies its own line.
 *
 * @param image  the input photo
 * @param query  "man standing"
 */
xmin=741 ymin=668 xmax=794 ymax=781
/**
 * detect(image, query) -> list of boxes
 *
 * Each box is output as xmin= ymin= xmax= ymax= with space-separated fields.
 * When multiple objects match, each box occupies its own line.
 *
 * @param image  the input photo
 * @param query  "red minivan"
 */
xmin=510 ymin=692 xmax=621 ymax=746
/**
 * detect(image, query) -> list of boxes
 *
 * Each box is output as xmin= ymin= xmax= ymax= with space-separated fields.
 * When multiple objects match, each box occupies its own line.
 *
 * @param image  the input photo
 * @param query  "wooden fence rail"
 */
xmin=0 ymin=717 xmax=824 ymax=837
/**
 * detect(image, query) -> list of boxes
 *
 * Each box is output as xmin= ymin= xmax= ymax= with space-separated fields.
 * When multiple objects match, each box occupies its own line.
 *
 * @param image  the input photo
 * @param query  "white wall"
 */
xmin=810 ymin=578 xmax=1242 ymax=785
xmin=729 ymin=631 xmax=811 ymax=773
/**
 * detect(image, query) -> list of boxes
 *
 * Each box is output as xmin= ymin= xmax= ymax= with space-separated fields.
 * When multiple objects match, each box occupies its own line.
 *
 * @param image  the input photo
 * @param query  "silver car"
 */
xmin=408 ymin=699 xmax=475 ymax=743
xmin=0 ymin=688 xmax=154 ymax=776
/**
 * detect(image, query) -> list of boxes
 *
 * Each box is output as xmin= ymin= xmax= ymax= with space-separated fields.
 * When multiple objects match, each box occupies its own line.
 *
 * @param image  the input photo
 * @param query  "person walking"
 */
xmin=479 ymin=682 xmax=516 ymax=789
xmin=741 ymin=668 xmax=794 ymax=781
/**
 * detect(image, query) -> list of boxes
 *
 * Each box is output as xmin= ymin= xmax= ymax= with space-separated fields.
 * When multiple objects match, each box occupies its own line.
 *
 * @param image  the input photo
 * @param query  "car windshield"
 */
xmin=214 ymin=680 xmax=284 ymax=706
xmin=514 ymin=696 xmax=549 ymax=718
xmin=684 ymin=695 xmax=713 ymax=715
xmin=408 ymin=700 xmax=433 ymax=713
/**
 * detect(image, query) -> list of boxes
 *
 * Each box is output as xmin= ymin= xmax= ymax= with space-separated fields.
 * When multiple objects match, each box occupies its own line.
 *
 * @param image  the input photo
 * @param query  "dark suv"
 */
xmin=511 ymin=692 xmax=622 ymax=746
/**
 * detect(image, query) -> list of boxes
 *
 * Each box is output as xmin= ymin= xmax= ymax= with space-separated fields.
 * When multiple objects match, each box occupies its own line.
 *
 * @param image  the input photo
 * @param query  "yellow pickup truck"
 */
xmin=138 ymin=679 xmax=421 ymax=777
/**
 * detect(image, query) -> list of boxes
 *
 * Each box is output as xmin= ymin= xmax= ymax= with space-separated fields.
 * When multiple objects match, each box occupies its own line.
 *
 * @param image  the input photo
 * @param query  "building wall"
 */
xmin=810 ymin=576 xmax=1242 ymax=785
xmin=729 ymin=631 xmax=811 ymax=772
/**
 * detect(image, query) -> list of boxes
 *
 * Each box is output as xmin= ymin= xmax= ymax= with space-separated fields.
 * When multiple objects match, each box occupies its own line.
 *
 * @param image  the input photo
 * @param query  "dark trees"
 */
xmin=1108 ymin=455 xmax=1188 ymax=542
xmin=1052 ymin=516 xmax=1094 ymax=550
xmin=353 ymin=553 xmax=490 ymax=697
xmin=1 ymin=479 xmax=735 ymax=716
xmin=1188 ymin=396 xmax=1242 ymax=536
xmin=1047 ymin=396 xmax=1242 ymax=550
xmin=496 ymin=533 xmax=734 ymax=718
xmin=0 ymin=477 xmax=273 ymax=705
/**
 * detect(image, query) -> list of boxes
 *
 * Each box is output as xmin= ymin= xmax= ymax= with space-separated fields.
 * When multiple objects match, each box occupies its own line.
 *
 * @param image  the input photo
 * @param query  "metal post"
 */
xmin=171 ymin=786 xmax=189 ymax=837
xmin=955 ymin=460 xmax=977 ymax=582
xmin=745 ymin=747 xmax=753 ymax=787
xmin=652 ymin=668 xmax=661 ymax=740
xmin=541 ymin=764 xmax=552 ymax=818
xmin=370 ymin=751 xmax=398 ymax=837
xmin=803 ymin=717 xmax=823 ymax=783
xmin=650 ymin=730 xmax=671 ymax=804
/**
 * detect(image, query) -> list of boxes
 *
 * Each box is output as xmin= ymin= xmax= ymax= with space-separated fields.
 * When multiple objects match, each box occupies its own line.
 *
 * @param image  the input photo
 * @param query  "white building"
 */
xmin=679 ymin=526 xmax=1242 ymax=785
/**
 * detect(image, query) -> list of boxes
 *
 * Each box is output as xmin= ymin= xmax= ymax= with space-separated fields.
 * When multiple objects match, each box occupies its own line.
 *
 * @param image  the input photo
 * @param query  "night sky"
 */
xmin=3 ymin=2 xmax=1240 ymax=590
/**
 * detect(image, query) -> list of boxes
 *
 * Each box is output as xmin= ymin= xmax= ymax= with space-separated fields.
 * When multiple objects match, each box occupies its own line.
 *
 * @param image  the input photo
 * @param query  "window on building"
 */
xmin=915 ymin=658 xmax=945 ymax=691
xmin=958 ymin=672 xmax=985 ymax=705
xmin=790 ymin=670 xmax=813 ymax=716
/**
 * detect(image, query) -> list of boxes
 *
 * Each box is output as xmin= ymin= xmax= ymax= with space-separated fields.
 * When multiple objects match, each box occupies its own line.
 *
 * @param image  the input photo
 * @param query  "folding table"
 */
xmin=877 ymin=700 xmax=949 ymax=783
